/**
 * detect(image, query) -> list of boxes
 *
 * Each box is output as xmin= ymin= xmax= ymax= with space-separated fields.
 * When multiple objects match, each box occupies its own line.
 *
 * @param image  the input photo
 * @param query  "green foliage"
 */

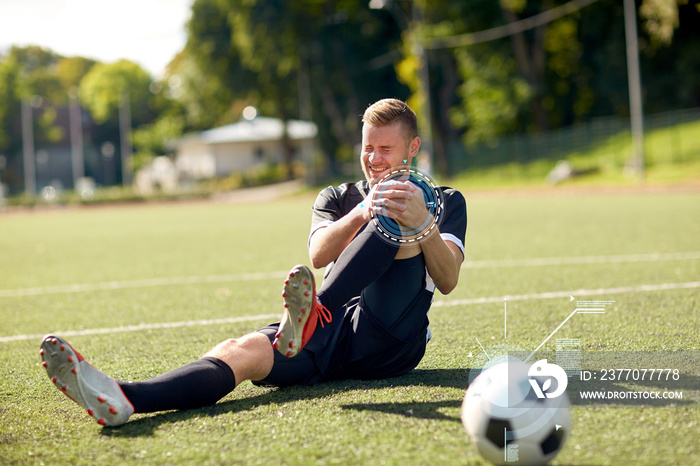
xmin=55 ymin=56 xmax=97 ymax=96
xmin=130 ymin=113 xmax=185 ymax=171
xmin=0 ymin=0 xmax=696 ymax=189
xmin=451 ymin=47 xmax=531 ymax=144
xmin=0 ymin=46 xmax=66 ymax=153
xmin=640 ymin=0 xmax=680 ymax=46
xmin=79 ymin=60 xmax=154 ymax=125
xmin=0 ymin=57 xmax=21 ymax=150
xmin=181 ymin=0 xmax=407 ymax=174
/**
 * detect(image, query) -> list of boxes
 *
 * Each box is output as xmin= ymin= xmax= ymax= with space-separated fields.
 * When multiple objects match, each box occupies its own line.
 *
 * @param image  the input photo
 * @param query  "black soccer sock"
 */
xmin=317 ymin=223 xmax=400 ymax=311
xmin=118 ymin=357 xmax=237 ymax=413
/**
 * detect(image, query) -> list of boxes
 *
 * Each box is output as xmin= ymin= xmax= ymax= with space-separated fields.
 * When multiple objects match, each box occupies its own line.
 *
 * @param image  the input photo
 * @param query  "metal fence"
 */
xmin=448 ymin=107 xmax=700 ymax=171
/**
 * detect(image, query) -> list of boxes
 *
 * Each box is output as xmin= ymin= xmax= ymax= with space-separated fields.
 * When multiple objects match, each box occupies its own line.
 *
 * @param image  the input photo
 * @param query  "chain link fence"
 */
xmin=448 ymin=108 xmax=700 ymax=172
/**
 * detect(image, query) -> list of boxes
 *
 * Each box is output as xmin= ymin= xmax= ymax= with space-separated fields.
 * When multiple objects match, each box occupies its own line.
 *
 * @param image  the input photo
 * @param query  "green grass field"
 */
xmin=1 ymin=187 xmax=698 ymax=465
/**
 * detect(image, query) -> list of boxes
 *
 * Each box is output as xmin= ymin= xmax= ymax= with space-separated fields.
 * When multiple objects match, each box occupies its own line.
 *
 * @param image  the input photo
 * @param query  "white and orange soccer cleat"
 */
xmin=40 ymin=335 xmax=134 ymax=426
xmin=273 ymin=265 xmax=332 ymax=358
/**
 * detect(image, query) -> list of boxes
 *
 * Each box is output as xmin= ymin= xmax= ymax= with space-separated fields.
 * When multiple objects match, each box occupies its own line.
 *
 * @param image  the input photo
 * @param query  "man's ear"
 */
xmin=408 ymin=136 xmax=421 ymax=160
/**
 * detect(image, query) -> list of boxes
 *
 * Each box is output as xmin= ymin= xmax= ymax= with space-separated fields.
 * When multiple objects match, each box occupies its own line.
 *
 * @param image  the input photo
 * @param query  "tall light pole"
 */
xmin=623 ymin=0 xmax=645 ymax=179
xmin=21 ymin=99 xmax=36 ymax=195
xmin=68 ymin=87 xmax=85 ymax=187
xmin=119 ymin=91 xmax=133 ymax=186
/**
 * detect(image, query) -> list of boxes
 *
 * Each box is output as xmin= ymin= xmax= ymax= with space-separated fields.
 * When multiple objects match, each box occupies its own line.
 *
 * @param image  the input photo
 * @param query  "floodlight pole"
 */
xmin=21 ymin=99 xmax=36 ymax=195
xmin=69 ymin=88 xmax=85 ymax=187
xmin=623 ymin=0 xmax=645 ymax=179
xmin=119 ymin=91 xmax=133 ymax=186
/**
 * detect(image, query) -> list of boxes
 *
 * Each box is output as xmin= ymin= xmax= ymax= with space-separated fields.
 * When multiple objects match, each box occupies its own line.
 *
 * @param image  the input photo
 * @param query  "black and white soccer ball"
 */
xmin=461 ymin=359 xmax=572 ymax=465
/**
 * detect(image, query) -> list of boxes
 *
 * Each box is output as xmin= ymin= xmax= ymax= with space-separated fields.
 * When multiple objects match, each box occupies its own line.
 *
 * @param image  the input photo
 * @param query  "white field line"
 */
xmin=431 ymin=281 xmax=700 ymax=307
xmin=2 ymin=251 xmax=699 ymax=299
xmin=460 ymin=251 xmax=700 ymax=268
xmin=2 ymin=281 xmax=698 ymax=343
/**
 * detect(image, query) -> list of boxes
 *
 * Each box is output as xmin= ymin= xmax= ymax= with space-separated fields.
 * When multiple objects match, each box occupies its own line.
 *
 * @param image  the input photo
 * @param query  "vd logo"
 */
xmin=528 ymin=359 xmax=568 ymax=399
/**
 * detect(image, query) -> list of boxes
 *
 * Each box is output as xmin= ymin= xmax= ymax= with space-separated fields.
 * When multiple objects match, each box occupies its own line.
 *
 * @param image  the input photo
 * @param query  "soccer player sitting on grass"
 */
xmin=39 ymin=98 xmax=467 ymax=426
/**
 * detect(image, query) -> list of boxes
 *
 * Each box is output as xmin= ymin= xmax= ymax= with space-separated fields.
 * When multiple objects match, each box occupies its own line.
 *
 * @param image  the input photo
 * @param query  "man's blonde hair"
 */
xmin=362 ymin=98 xmax=418 ymax=145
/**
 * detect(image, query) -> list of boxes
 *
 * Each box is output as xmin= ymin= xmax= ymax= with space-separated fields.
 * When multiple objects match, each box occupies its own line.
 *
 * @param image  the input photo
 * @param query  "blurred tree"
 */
xmin=431 ymin=0 xmax=693 ymax=153
xmin=0 ymin=56 xmax=21 ymax=151
xmin=55 ymin=56 xmax=97 ymax=98
xmin=181 ymin=0 xmax=406 ymax=178
xmin=639 ymin=0 xmax=679 ymax=47
xmin=178 ymin=0 xmax=250 ymax=129
xmin=79 ymin=60 xmax=158 ymax=183
xmin=79 ymin=60 xmax=153 ymax=126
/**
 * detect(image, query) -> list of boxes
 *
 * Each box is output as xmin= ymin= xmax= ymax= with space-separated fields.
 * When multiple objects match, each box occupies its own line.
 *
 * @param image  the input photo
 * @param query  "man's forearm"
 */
xmin=420 ymin=230 xmax=463 ymax=295
xmin=308 ymin=206 xmax=367 ymax=268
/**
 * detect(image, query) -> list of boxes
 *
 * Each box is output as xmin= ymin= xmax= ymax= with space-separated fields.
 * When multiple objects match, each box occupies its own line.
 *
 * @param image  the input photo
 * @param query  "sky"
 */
xmin=0 ymin=0 xmax=195 ymax=78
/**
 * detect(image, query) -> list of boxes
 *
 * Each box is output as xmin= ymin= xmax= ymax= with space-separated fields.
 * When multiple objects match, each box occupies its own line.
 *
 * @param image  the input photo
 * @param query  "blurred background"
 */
xmin=0 ymin=0 xmax=698 ymax=205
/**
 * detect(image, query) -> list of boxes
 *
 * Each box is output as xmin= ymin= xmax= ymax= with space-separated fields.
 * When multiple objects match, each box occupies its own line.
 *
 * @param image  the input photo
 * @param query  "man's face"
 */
xmin=361 ymin=121 xmax=420 ymax=185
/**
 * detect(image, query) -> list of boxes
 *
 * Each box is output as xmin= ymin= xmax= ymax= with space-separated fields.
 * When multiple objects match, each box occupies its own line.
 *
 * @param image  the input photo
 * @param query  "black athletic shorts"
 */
xmin=255 ymin=287 xmax=432 ymax=387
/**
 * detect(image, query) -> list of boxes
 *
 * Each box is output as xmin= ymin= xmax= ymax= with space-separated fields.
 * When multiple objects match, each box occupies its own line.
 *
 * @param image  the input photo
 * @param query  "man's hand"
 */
xmin=370 ymin=180 xmax=430 ymax=230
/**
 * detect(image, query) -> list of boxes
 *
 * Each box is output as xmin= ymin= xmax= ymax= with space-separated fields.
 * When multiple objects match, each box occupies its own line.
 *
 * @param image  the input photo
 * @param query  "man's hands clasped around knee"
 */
xmin=368 ymin=179 xmax=432 ymax=233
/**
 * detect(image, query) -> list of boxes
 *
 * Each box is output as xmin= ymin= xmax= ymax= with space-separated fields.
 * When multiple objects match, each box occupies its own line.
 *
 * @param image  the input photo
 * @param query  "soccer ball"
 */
xmin=461 ymin=359 xmax=572 ymax=465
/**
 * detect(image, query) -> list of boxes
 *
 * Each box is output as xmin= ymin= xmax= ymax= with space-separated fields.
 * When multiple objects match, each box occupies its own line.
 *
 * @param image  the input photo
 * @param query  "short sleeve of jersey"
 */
xmin=309 ymin=182 xmax=369 ymax=242
xmin=437 ymin=188 xmax=467 ymax=255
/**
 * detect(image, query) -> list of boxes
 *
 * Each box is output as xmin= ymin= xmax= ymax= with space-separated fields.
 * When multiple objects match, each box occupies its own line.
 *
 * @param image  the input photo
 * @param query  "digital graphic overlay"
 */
xmin=368 ymin=167 xmax=444 ymax=245
xmin=467 ymin=296 xmax=697 ymax=410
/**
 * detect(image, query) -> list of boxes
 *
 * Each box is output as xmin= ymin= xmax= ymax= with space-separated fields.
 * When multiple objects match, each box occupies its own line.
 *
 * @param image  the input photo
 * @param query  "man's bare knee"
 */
xmin=204 ymin=333 xmax=273 ymax=384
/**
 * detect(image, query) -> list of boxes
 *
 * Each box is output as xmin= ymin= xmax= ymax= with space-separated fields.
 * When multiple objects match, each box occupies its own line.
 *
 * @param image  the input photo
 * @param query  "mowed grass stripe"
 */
xmin=0 ymin=271 xmax=285 ymax=298
xmin=1 ymin=250 xmax=698 ymax=298
xmin=3 ymin=281 xmax=697 ymax=343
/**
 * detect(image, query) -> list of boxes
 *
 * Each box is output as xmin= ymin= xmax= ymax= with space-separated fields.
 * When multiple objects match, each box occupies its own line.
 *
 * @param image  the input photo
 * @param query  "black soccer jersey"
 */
xmin=309 ymin=179 xmax=468 ymax=279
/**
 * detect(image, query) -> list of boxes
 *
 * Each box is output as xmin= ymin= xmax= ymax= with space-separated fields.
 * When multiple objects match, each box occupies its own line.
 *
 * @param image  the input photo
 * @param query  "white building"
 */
xmin=173 ymin=116 xmax=317 ymax=180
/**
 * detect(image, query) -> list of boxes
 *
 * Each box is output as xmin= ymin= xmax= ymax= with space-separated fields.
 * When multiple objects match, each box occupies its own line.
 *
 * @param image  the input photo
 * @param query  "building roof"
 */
xmin=188 ymin=116 xmax=317 ymax=145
